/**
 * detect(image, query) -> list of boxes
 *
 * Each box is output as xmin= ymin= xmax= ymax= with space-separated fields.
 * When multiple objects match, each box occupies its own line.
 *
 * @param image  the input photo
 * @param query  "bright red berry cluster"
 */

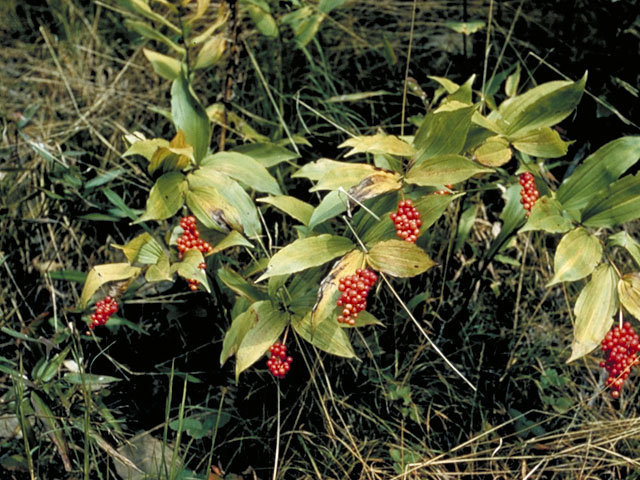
xmin=390 ymin=200 xmax=422 ymax=243
xmin=176 ymin=216 xmax=212 ymax=259
xmin=336 ymin=268 xmax=378 ymax=325
xmin=600 ymin=321 xmax=640 ymax=398
xmin=519 ymin=172 xmax=539 ymax=216
xmin=88 ymin=296 xmax=118 ymax=331
xmin=266 ymin=342 xmax=293 ymax=378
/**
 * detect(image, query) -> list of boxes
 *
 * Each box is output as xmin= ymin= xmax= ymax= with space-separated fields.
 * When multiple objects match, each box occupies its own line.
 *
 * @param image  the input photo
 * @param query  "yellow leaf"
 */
xmin=618 ymin=273 xmax=640 ymax=321
xmin=473 ymin=136 xmax=513 ymax=167
xmin=339 ymin=134 xmax=416 ymax=157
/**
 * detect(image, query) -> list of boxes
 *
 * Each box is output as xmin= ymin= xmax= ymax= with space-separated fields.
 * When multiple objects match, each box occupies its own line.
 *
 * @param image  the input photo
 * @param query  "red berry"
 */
xmin=601 ymin=322 xmax=640 ymax=398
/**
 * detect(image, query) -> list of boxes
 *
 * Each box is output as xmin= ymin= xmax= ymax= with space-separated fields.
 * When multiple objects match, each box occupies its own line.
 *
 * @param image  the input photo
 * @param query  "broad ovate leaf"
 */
xmin=339 ymin=134 xmax=416 ymax=157
xmin=547 ymin=227 xmax=603 ymax=287
xmin=511 ymin=127 xmax=571 ymax=158
xmin=497 ymin=73 xmax=586 ymax=137
xmin=148 ymin=130 xmax=194 ymax=173
xmin=367 ymin=240 xmax=436 ymax=278
xmin=519 ymin=196 xmax=573 ymax=234
xmin=556 ymin=136 xmax=640 ymax=212
xmin=292 ymin=313 xmax=356 ymax=358
xmin=142 ymin=48 xmax=181 ymax=81
xmin=581 ymin=172 xmax=640 ymax=228
xmin=257 ymin=195 xmax=314 ymax=226
xmin=220 ymin=306 xmax=259 ymax=366
xmin=235 ymin=301 xmax=288 ymax=380
xmin=257 ymin=234 xmax=354 ymax=281
xmin=201 ymin=151 xmax=281 ymax=195
xmin=413 ymin=105 xmax=474 ymax=163
xmin=346 ymin=171 xmax=402 ymax=204
xmin=123 ymin=136 xmax=169 ymax=162
xmin=112 ymin=233 xmax=164 ymax=265
xmin=311 ymin=250 xmax=366 ymax=331
xmin=134 ymin=172 xmax=187 ymax=223
xmin=80 ymin=263 xmax=141 ymax=308
xmin=171 ymin=249 xmax=210 ymax=292
xmin=608 ymin=231 xmax=640 ymax=268
xmin=618 ymin=273 xmax=640 ymax=321
xmin=567 ymin=264 xmax=618 ymax=363
xmin=171 ymin=72 xmax=211 ymax=163
xmin=405 ymin=154 xmax=492 ymax=187
xmin=473 ymin=136 xmax=513 ymax=167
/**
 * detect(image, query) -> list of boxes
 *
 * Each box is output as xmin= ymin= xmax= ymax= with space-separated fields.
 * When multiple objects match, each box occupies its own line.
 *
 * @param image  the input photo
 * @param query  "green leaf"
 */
xmin=171 ymin=249 xmax=210 ymax=292
xmin=292 ymin=313 xmax=356 ymax=358
xmin=134 ymin=172 xmax=186 ymax=223
xmin=473 ymin=136 xmax=513 ymax=167
xmin=367 ymin=240 xmax=436 ymax=277
xmin=171 ymin=72 xmax=211 ymax=163
xmin=193 ymin=34 xmax=226 ymax=70
xmin=547 ymin=227 xmax=602 ymax=287
xmin=318 ymin=0 xmax=349 ymax=13
xmin=608 ymin=231 xmax=640 ymax=268
xmin=211 ymin=230 xmax=253 ymax=254
xmin=123 ymin=136 xmax=169 ymax=162
xmin=581 ymin=172 xmax=640 ymax=228
xmin=104 ymin=188 xmax=141 ymax=221
xmin=187 ymin=169 xmax=261 ymax=236
xmin=287 ymin=9 xmax=324 ymax=48
xmin=80 ymin=263 xmax=141 ymax=308
xmin=405 ymin=154 xmax=492 ymax=187
xmin=618 ymin=273 xmax=640 ymax=321
xmin=258 ymin=235 xmax=354 ymax=281
xmin=201 ymin=152 xmax=281 ymax=195
xmin=567 ymin=264 xmax=618 ymax=363
xmin=231 ymin=143 xmax=299 ymax=168
xmin=497 ymin=73 xmax=587 ymax=137
xmin=505 ymin=63 xmax=521 ymax=97
xmin=298 ymin=159 xmax=390 ymax=193
xmin=142 ymin=48 xmax=181 ymax=81
xmin=413 ymin=105 xmax=474 ymax=163
xmin=220 ymin=306 xmax=259 ymax=366
xmin=308 ymin=190 xmax=348 ymax=228
xmin=339 ymin=134 xmax=416 ymax=157
xmin=124 ymin=19 xmax=184 ymax=54
xmin=235 ymin=301 xmax=288 ymax=379
xmin=511 ymin=127 xmax=571 ymax=158
xmin=519 ymin=196 xmax=574 ymax=234
xmin=145 ymin=256 xmax=172 ymax=283
xmin=64 ymin=373 xmax=121 ymax=386
xmin=84 ymin=169 xmax=126 ymax=190
xmin=112 ymin=233 xmax=164 ymax=265
xmin=246 ymin=4 xmax=278 ymax=37
xmin=217 ymin=266 xmax=267 ymax=303
xmin=339 ymin=310 xmax=383 ymax=328
xmin=311 ymin=250 xmax=366 ymax=331
xmin=258 ymin=195 xmax=314 ymax=225
xmin=556 ymin=137 xmax=640 ymax=212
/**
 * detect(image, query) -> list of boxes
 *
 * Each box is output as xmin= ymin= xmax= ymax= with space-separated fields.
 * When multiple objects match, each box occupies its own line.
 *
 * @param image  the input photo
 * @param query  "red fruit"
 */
xmin=519 ymin=172 xmax=538 ymax=217
xmin=336 ymin=268 xmax=377 ymax=325
xmin=390 ymin=200 xmax=422 ymax=243
xmin=601 ymin=322 xmax=640 ymax=398
xmin=267 ymin=342 xmax=293 ymax=378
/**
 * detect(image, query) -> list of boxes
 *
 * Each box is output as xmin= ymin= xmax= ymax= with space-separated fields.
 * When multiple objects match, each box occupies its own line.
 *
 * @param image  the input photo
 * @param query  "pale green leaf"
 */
xmin=246 ymin=4 xmax=278 ymax=37
xmin=220 ymin=306 xmax=259 ymax=366
xmin=413 ymin=105 xmax=474 ymax=163
xmin=193 ymin=34 xmax=225 ymax=70
xmin=171 ymin=72 xmax=211 ymax=163
xmin=112 ymin=233 xmax=164 ymax=265
xmin=258 ymin=234 xmax=354 ymax=281
xmin=497 ymin=73 xmax=587 ymax=137
xmin=567 ymin=264 xmax=618 ymax=363
xmin=124 ymin=20 xmax=184 ymax=54
xmin=145 ymin=256 xmax=172 ymax=283
xmin=258 ymin=195 xmax=314 ymax=225
xmin=581 ymin=172 xmax=640 ymax=228
xmin=123 ymin=137 xmax=169 ymax=162
xmin=171 ymin=249 xmax=209 ymax=292
xmin=134 ymin=172 xmax=186 ymax=223
xmin=618 ymin=273 xmax=640 ymax=321
xmin=231 ymin=142 xmax=299 ymax=168
xmin=201 ymin=151 xmax=281 ymax=194
xmin=308 ymin=190 xmax=348 ymax=228
xmin=511 ymin=127 xmax=571 ymax=158
xmin=142 ymin=48 xmax=181 ymax=81
xmin=520 ymin=196 xmax=574 ymax=234
xmin=339 ymin=134 xmax=416 ymax=157
xmin=556 ymin=136 xmax=640 ymax=212
xmin=444 ymin=20 xmax=485 ymax=35
xmin=217 ymin=266 xmax=267 ymax=303
xmin=473 ymin=136 xmax=513 ymax=167
xmin=235 ymin=301 xmax=288 ymax=379
xmin=405 ymin=154 xmax=492 ymax=186
xmin=607 ymin=231 xmax=640 ymax=268
xmin=547 ymin=227 xmax=603 ymax=287
xmin=80 ymin=263 xmax=141 ymax=308
xmin=292 ymin=313 xmax=356 ymax=358
xmin=211 ymin=230 xmax=253 ymax=254
xmin=505 ymin=63 xmax=521 ymax=97
xmin=367 ymin=240 xmax=436 ymax=277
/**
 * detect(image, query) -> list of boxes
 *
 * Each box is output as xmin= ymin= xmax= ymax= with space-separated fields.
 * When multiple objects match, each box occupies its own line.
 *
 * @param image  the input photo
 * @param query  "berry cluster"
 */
xmin=390 ymin=200 xmax=422 ymax=243
xmin=336 ymin=268 xmax=378 ymax=325
xmin=519 ymin=172 xmax=539 ymax=216
xmin=88 ymin=296 xmax=118 ymax=332
xmin=266 ymin=342 xmax=293 ymax=378
xmin=600 ymin=322 xmax=640 ymax=398
xmin=187 ymin=262 xmax=208 ymax=291
xmin=176 ymin=216 xmax=212 ymax=259
xmin=434 ymin=183 xmax=454 ymax=195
